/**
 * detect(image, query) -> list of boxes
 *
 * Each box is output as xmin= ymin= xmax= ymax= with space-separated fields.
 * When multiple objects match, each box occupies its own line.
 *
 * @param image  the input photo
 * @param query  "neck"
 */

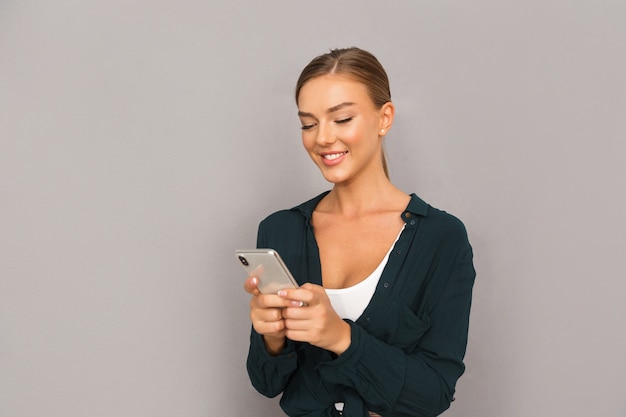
xmin=322 ymin=175 xmax=408 ymax=217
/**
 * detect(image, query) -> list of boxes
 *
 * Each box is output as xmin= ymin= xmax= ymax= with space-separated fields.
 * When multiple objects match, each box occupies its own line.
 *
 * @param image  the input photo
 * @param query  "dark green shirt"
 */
xmin=247 ymin=192 xmax=475 ymax=417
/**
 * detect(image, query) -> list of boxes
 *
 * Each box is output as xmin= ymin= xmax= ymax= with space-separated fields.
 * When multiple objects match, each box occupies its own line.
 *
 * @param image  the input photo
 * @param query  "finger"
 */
xmin=256 ymin=307 xmax=283 ymax=323
xmin=283 ymin=328 xmax=314 ymax=343
xmin=277 ymin=288 xmax=316 ymax=305
xmin=252 ymin=293 xmax=292 ymax=309
xmin=281 ymin=305 xmax=310 ymax=320
xmin=253 ymin=318 xmax=286 ymax=336
xmin=250 ymin=303 xmax=290 ymax=337
xmin=243 ymin=276 xmax=261 ymax=295
xmin=283 ymin=319 xmax=313 ymax=332
xmin=290 ymin=300 xmax=306 ymax=307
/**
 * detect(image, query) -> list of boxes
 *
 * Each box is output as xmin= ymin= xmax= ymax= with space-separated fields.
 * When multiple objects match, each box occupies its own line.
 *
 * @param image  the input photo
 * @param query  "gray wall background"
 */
xmin=1 ymin=1 xmax=625 ymax=416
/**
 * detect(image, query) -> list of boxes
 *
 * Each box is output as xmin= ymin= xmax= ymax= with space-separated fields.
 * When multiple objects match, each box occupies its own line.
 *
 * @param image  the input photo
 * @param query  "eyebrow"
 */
xmin=298 ymin=102 xmax=355 ymax=118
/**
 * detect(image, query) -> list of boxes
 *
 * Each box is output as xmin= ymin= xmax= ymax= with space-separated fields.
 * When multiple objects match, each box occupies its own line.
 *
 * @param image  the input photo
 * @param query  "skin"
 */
xmin=244 ymin=74 xmax=410 ymax=356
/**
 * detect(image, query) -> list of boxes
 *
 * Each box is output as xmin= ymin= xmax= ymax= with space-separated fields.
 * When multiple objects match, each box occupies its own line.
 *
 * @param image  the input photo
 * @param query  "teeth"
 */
xmin=323 ymin=152 xmax=345 ymax=160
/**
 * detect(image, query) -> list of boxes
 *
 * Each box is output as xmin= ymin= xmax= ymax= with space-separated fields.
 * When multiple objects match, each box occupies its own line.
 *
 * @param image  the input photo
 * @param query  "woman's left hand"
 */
xmin=278 ymin=283 xmax=351 ymax=355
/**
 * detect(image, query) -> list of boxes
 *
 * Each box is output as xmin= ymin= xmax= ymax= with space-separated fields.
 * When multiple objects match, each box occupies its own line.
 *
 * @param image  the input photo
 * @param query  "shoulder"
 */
xmin=425 ymin=205 xmax=469 ymax=237
xmin=257 ymin=191 xmax=330 ymax=244
xmin=409 ymin=194 xmax=471 ymax=247
xmin=259 ymin=191 xmax=329 ymax=230
xmin=259 ymin=208 xmax=301 ymax=229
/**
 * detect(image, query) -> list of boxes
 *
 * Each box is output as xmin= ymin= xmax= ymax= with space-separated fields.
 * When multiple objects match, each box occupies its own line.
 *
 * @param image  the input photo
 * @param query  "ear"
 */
xmin=378 ymin=102 xmax=395 ymax=136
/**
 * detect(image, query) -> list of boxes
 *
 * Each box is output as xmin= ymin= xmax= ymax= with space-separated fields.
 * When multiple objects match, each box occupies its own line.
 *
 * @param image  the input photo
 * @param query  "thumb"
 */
xmin=243 ymin=276 xmax=261 ymax=295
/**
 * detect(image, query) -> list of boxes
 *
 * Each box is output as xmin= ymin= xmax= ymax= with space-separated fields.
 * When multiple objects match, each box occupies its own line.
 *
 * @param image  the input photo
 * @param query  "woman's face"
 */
xmin=297 ymin=75 xmax=393 ymax=186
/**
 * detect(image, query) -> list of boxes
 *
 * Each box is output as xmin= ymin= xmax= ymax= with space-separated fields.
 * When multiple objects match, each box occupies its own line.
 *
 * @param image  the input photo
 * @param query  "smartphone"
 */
xmin=236 ymin=249 xmax=299 ymax=294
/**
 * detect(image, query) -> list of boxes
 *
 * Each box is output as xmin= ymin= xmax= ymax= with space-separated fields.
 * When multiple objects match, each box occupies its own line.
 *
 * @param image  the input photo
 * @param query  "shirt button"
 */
xmin=383 ymin=282 xmax=389 ymax=288
xmin=410 ymin=220 xmax=416 ymax=225
xmin=405 ymin=212 xmax=412 ymax=218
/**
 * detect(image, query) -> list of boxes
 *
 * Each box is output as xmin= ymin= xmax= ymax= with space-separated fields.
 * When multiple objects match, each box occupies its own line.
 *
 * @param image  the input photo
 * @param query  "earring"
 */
xmin=380 ymin=129 xmax=385 ymax=134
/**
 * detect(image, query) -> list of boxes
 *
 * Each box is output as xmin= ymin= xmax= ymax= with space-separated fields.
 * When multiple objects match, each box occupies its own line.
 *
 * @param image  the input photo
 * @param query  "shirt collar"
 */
xmin=405 ymin=193 xmax=429 ymax=216
xmin=291 ymin=191 xmax=429 ymax=222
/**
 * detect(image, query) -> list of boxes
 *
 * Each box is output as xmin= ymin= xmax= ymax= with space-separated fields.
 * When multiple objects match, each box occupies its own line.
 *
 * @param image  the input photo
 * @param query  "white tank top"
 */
xmin=325 ymin=226 xmax=404 ymax=321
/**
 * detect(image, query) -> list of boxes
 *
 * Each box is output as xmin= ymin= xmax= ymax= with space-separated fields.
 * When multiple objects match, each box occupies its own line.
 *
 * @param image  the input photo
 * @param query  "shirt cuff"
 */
xmin=250 ymin=330 xmax=297 ymax=361
xmin=316 ymin=320 xmax=406 ymax=407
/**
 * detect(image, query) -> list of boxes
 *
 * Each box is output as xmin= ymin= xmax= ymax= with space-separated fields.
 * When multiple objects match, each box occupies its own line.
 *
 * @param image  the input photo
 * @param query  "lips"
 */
xmin=322 ymin=152 xmax=347 ymax=160
xmin=320 ymin=151 xmax=348 ymax=166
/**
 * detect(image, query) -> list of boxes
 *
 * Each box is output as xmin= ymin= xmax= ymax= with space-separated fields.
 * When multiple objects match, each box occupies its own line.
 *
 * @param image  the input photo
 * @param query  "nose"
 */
xmin=316 ymin=122 xmax=336 ymax=146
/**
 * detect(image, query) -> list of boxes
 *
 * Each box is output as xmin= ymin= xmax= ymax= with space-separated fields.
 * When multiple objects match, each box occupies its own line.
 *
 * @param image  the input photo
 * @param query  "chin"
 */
xmin=322 ymin=175 xmax=350 ymax=186
xmin=316 ymin=164 xmax=354 ymax=185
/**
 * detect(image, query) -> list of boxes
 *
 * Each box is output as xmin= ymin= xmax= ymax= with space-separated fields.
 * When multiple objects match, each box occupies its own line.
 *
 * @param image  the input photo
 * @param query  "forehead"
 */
xmin=298 ymin=75 xmax=373 ymax=111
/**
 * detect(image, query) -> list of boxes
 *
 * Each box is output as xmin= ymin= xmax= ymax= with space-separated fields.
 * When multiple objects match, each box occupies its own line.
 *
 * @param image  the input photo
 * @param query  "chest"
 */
xmin=312 ymin=212 xmax=405 ymax=289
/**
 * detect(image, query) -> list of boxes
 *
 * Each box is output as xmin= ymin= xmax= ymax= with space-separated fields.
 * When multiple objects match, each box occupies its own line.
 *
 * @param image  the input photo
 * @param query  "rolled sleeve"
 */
xmin=317 ymin=321 xmax=407 ymax=408
xmin=246 ymin=329 xmax=298 ymax=398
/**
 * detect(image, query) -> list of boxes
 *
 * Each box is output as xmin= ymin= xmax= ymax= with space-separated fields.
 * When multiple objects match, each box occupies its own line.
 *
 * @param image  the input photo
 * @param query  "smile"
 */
xmin=322 ymin=152 xmax=348 ymax=160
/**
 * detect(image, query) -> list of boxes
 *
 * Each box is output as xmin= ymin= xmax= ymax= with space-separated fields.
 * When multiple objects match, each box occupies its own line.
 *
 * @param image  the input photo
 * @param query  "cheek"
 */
xmin=343 ymin=125 xmax=372 ymax=146
xmin=344 ymin=128 xmax=365 ymax=144
xmin=301 ymin=134 xmax=315 ymax=152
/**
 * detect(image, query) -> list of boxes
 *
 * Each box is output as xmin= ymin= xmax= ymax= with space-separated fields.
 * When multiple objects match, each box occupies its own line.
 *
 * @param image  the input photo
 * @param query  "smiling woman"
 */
xmin=297 ymin=75 xmax=393 ymax=187
xmin=243 ymin=47 xmax=476 ymax=417
xmin=296 ymin=48 xmax=393 ymax=179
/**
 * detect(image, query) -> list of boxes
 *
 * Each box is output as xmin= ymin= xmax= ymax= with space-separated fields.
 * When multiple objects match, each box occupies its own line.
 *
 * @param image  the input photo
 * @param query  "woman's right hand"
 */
xmin=243 ymin=276 xmax=290 ymax=355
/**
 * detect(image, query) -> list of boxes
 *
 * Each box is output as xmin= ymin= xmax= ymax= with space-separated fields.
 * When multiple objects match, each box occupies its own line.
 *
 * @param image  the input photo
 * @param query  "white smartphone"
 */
xmin=236 ymin=249 xmax=299 ymax=294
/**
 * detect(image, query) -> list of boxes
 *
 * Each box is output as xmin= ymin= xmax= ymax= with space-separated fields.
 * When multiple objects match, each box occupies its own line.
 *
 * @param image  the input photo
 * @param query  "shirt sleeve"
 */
xmin=246 ymin=329 xmax=298 ymax=398
xmin=316 ymin=221 xmax=476 ymax=417
xmin=245 ymin=216 xmax=300 ymax=398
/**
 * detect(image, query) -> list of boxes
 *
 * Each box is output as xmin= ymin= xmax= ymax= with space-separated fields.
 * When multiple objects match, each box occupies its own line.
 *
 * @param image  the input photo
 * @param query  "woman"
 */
xmin=244 ymin=47 xmax=475 ymax=417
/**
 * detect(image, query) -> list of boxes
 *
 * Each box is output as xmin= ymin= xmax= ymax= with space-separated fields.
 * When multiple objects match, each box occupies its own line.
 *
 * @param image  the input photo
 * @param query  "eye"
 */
xmin=301 ymin=123 xmax=316 ymax=131
xmin=336 ymin=117 xmax=353 ymax=125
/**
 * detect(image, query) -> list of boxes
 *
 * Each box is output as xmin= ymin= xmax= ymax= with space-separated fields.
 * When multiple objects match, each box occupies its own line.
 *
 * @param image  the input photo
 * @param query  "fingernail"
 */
xmin=277 ymin=290 xmax=287 ymax=297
